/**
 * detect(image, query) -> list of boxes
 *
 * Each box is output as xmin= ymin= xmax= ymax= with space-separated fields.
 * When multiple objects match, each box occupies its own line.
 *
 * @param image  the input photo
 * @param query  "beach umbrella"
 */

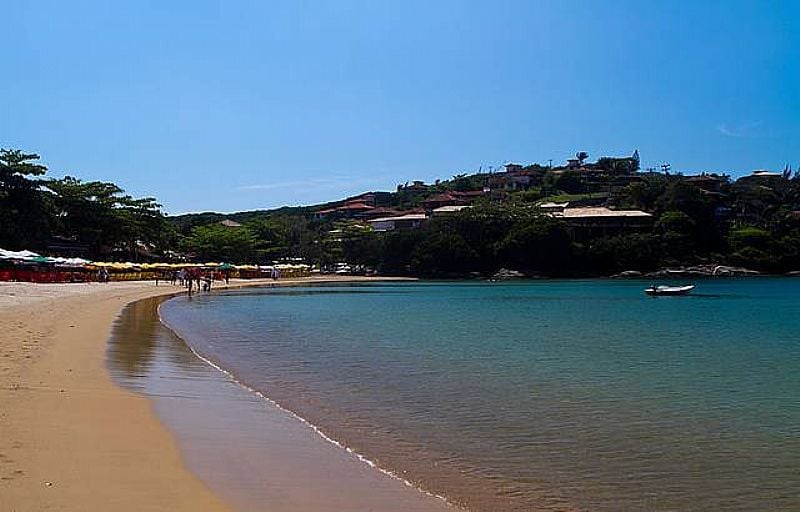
xmin=26 ymin=256 xmax=53 ymax=264
xmin=0 ymin=249 xmax=42 ymax=260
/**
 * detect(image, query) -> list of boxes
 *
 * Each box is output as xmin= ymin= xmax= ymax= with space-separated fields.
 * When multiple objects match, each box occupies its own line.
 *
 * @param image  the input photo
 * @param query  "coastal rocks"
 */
xmin=611 ymin=270 xmax=642 ymax=278
xmin=490 ymin=268 xmax=526 ymax=280
xmin=645 ymin=265 xmax=760 ymax=278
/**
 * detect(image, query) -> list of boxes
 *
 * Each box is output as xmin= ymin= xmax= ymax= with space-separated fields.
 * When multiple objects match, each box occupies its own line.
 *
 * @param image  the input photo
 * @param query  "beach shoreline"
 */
xmin=0 ymin=276 xmax=415 ymax=512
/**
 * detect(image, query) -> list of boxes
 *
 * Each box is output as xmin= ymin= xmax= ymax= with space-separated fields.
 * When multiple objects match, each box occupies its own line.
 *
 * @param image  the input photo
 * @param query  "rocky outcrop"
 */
xmin=611 ymin=270 xmax=643 ymax=278
xmin=490 ymin=268 xmax=527 ymax=280
xmin=644 ymin=265 xmax=760 ymax=278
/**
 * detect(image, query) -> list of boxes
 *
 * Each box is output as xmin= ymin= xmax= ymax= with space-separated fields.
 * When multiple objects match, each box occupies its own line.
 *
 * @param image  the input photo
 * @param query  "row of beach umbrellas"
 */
xmin=87 ymin=262 xmax=311 ymax=270
xmin=1 ymin=249 xmax=310 ymax=271
xmin=0 ymin=248 xmax=92 ymax=266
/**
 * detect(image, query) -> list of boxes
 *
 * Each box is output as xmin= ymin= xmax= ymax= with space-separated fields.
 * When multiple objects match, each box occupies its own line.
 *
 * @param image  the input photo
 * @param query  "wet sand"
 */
xmin=0 ymin=276 xmax=429 ymax=512
xmin=0 ymin=281 xmax=230 ymax=512
xmin=109 ymin=295 xmax=455 ymax=512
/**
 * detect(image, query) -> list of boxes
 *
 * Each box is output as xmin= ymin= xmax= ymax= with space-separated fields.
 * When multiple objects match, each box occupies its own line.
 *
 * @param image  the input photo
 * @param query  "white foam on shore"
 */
xmin=156 ymin=297 xmax=461 ymax=510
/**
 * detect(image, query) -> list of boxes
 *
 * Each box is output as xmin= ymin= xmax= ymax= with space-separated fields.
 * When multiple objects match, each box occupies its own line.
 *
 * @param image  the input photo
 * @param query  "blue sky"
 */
xmin=2 ymin=0 xmax=798 ymax=214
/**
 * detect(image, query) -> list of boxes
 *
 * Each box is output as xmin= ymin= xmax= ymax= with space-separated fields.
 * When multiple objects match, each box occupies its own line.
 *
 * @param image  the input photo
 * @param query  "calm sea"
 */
xmin=159 ymin=279 xmax=800 ymax=511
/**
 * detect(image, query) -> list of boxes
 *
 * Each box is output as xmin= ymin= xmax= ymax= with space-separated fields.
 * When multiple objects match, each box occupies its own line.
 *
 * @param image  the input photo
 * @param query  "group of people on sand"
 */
xmin=152 ymin=268 xmax=231 ymax=295
xmin=96 ymin=268 xmax=110 ymax=283
xmin=175 ymin=268 xmax=226 ymax=295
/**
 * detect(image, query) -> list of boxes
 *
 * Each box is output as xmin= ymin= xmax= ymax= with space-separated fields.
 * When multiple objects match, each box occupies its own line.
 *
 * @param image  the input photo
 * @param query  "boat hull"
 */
xmin=645 ymin=285 xmax=695 ymax=296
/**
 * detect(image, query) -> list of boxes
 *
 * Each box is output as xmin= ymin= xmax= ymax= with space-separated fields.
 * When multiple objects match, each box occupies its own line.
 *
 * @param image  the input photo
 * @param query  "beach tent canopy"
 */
xmin=49 ymin=257 xmax=92 ymax=266
xmin=24 ymin=256 xmax=54 ymax=264
xmin=217 ymin=263 xmax=234 ymax=269
xmin=0 ymin=250 xmax=96 ymax=266
xmin=88 ymin=261 xmax=140 ymax=269
xmin=0 ymin=249 xmax=42 ymax=260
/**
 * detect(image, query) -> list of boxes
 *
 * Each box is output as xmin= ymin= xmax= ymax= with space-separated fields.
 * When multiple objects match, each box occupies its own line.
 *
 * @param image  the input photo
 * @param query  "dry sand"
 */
xmin=0 ymin=276 xmax=412 ymax=512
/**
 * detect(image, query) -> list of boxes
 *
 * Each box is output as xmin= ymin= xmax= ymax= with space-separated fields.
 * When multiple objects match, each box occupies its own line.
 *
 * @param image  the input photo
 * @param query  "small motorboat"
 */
xmin=644 ymin=284 xmax=695 ymax=296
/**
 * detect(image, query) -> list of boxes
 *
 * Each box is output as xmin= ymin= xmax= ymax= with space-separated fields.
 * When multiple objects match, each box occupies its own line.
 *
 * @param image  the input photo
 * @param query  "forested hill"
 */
xmin=167 ymin=153 xmax=800 ymax=276
xmin=4 ymin=147 xmax=800 ymax=277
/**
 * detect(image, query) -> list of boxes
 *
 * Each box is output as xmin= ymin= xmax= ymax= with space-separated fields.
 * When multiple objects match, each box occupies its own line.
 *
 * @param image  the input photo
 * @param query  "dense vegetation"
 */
xmin=1 ymin=150 xmax=175 ymax=260
xmin=4 ymin=147 xmax=800 ymax=275
xmin=171 ymin=161 xmax=800 ymax=276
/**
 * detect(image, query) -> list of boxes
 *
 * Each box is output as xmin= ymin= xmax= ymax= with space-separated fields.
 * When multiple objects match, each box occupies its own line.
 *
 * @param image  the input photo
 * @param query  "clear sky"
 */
xmin=2 ymin=0 xmax=798 ymax=214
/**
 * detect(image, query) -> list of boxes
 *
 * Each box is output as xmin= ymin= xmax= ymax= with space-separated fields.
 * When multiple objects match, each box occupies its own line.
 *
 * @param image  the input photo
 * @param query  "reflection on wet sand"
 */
xmin=106 ymin=294 xmax=454 ymax=512
xmin=107 ymin=296 xmax=161 ymax=383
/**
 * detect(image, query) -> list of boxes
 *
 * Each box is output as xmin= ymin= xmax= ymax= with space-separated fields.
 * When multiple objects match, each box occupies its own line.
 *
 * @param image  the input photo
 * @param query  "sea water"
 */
xmin=158 ymin=279 xmax=800 ymax=511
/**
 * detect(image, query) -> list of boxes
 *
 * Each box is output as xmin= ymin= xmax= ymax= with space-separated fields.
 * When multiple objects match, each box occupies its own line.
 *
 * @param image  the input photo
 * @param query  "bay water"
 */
xmin=158 ymin=279 xmax=800 ymax=511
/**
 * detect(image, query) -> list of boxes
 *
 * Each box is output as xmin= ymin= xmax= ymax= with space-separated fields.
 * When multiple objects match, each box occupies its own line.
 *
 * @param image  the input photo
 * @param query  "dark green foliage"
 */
xmin=431 ymin=205 xmax=523 ymax=270
xmin=615 ymin=174 xmax=667 ymax=210
xmin=729 ymin=226 xmax=771 ymax=251
xmin=342 ymin=229 xmax=382 ymax=269
xmin=378 ymin=230 xmax=422 ymax=275
xmin=8 ymin=147 xmax=800 ymax=275
xmin=1 ymin=149 xmax=172 ymax=259
xmin=181 ymin=224 xmax=257 ymax=263
xmin=594 ymin=157 xmax=639 ymax=174
xmin=553 ymin=171 xmax=587 ymax=194
xmin=513 ymin=188 xmax=543 ymax=203
xmin=47 ymin=176 xmax=174 ymax=259
xmin=587 ymin=234 xmax=660 ymax=273
xmin=0 ymin=150 xmax=52 ymax=249
xmin=411 ymin=231 xmax=479 ymax=277
xmin=496 ymin=217 xmax=574 ymax=275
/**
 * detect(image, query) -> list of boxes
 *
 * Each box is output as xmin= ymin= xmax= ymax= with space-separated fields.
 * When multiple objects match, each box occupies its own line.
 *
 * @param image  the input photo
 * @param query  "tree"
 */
xmin=181 ymin=224 xmax=257 ymax=263
xmin=341 ymin=228 xmax=381 ymax=269
xmin=378 ymin=230 xmax=421 ymax=275
xmin=427 ymin=205 xmax=524 ymax=271
xmin=47 ymin=176 xmax=169 ymax=259
xmin=656 ymin=181 xmax=721 ymax=254
xmin=595 ymin=156 xmax=639 ymax=175
xmin=496 ymin=217 xmax=573 ymax=275
xmin=411 ymin=231 xmax=479 ymax=277
xmin=587 ymin=233 xmax=660 ymax=273
xmin=554 ymin=170 xmax=586 ymax=194
xmin=614 ymin=174 xmax=667 ymax=210
xmin=655 ymin=211 xmax=697 ymax=263
xmin=0 ymin=149 xmax=51 ymax=249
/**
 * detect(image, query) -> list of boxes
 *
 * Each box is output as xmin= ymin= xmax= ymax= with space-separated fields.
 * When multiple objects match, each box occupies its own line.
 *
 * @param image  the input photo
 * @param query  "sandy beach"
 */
xmin=0 ymin=276 xmax=420 ymax=512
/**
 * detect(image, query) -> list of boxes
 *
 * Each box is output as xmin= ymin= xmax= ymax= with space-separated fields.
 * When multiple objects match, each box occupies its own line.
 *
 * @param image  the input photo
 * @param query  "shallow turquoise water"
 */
xmin=161 ymin=279 xmax=800 ymax=511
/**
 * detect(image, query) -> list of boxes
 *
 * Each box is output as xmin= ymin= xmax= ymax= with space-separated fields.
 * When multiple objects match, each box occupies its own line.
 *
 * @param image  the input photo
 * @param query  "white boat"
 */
xmin=644 ymin=284 xmax=695 ymax=296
